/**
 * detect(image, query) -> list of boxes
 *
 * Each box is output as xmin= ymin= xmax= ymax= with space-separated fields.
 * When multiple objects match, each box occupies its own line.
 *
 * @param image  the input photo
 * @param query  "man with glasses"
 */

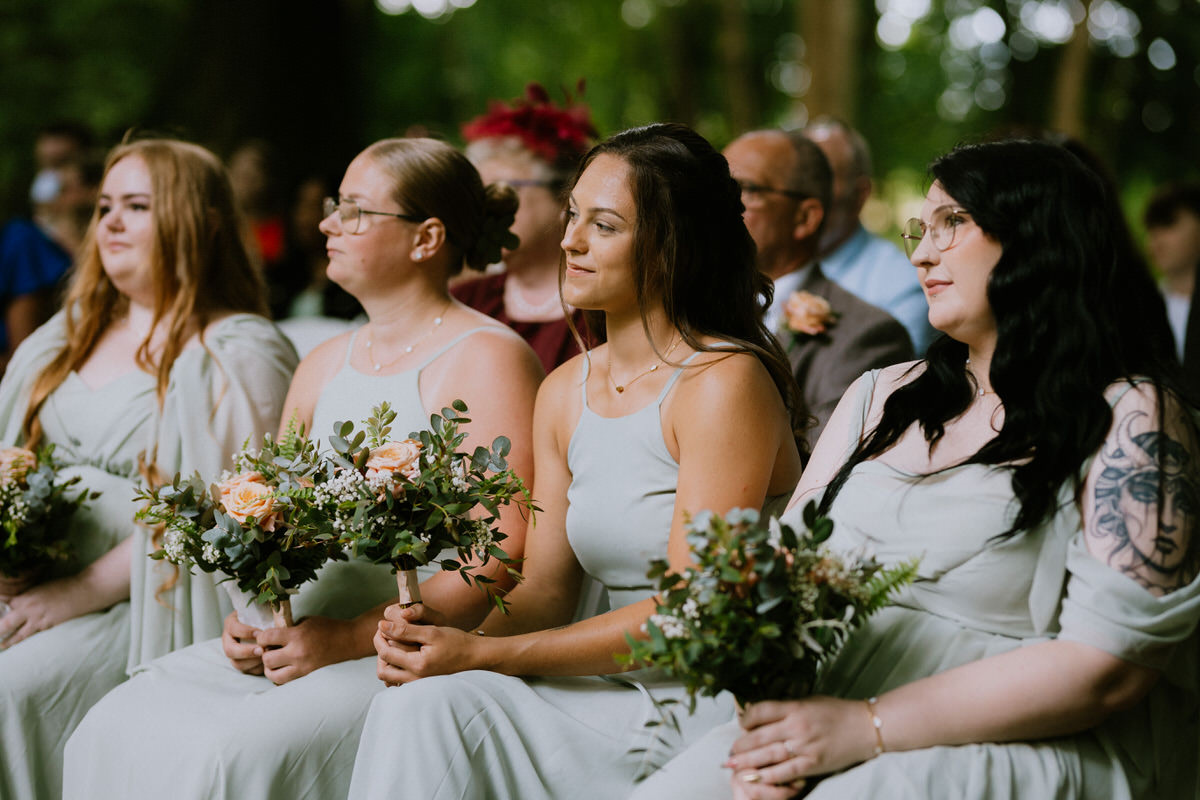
xmin=724 ymin=129 xmax=912 ymax=445
xmin=804 ymin=118 xmax=935 ymax=355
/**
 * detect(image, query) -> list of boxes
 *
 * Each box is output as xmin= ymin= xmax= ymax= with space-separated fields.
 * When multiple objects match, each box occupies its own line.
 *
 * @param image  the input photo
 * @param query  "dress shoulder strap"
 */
xmin=848 ymin=369 xmax=881 ymax=449
xmin=655 ymin=351 xmax=705 ymax=404
xmin=416 ymin=325 xmax=520 ymax=371
xmin=579 ymin=354 xmax=592 ymax=404
xmin=343 ymin=326 xmax=363 ymax=368
xmin=1105 ymin=377 xmax=1148 ymax=409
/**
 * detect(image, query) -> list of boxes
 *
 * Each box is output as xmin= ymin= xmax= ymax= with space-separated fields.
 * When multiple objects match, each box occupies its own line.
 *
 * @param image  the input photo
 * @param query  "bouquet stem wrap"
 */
xmin=223 ymin=581 xmax=294 ymax=630
xmin=396 ymin=565 xmax=422 ymax=608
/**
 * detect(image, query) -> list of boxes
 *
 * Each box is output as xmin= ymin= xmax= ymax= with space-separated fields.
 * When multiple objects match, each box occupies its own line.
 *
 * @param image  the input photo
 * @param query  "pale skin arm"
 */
xmin=0 ymin=536 xmax=133 ymax=647
xmin=224 ymin=328 xmax=543 ymax=685
xmin=728 ymin=382 xmax=1194 ymax=797
xmin=374 ymin=351 xmax=800 ymax=683
xmin=0 ymin=308 xmax=158 ymax=646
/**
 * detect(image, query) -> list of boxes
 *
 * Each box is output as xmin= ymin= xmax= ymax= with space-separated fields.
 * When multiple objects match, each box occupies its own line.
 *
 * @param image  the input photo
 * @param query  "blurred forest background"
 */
xmin=2 ymin=0 xmax=1197 ymax=236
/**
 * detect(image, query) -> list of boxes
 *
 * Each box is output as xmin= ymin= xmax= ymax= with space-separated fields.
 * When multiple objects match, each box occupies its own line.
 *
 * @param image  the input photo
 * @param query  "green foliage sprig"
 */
xmin=622 ymin=503 xmax=918 ymax=710
xmin=319 ymin=401 xmax=533 ymax=610
xmin=139 ymin=418 xmax=346 ymax=609
xmin=0 ymin=444 xmax=98 ymax=578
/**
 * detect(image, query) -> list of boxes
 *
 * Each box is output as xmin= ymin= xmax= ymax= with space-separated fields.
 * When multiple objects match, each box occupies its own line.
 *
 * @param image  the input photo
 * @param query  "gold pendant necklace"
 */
xmin=608 ymin=336 xmax=682 ymax=394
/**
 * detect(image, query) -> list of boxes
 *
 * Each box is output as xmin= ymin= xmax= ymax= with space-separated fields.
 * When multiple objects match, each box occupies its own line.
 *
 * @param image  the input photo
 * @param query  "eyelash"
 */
xmin=98 ymin=201 xmax=150 ymax=216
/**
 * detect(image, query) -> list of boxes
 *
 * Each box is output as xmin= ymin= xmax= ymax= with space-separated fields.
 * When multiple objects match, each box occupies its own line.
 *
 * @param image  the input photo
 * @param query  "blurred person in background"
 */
xmin=803 ymin=117 xmax=935 ymax=355
xmin=270 ymin=173 xmax=363 ymax=357
xmin=228 ymin=138 xmax=286 ymax=273
xmin=724 ymin=129 xmax=912 ymax=445
xmin=453 ymin=82 xmax=600 ymax=373
xmin=1143 ymin=181 xmax=1200 ymax=362
xmin=0 ymin=123 xmax=101 ymax=374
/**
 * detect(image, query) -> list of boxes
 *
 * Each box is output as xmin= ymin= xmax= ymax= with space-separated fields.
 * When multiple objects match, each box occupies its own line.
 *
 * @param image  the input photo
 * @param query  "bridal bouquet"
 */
xmin=318 ymin=401 xmax=531 ymax=609
xmin=623 ymin=504 xmax=918 ymax=710
xmin=0 ymin=445 xmax=97 ymax=596
xmin=139 ymin=419 xmax=346 ymax=628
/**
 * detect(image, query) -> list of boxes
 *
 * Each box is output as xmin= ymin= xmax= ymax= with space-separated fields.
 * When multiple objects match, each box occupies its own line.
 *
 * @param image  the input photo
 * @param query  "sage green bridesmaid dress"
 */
xmin=630 ymin=371 xmax=1200 ymax=800
xmin=62 ymin=326 xmax=531 ymax=800
xmin=346 ymin=354 xmax=794 ymax=800
xmin=0 ymin=312 xmax=296 ymax=800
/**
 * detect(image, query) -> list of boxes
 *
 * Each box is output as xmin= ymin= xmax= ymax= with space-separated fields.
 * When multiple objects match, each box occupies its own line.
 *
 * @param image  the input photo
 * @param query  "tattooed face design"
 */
xmin=1094 ymin=411 xmax=1198 ymax=576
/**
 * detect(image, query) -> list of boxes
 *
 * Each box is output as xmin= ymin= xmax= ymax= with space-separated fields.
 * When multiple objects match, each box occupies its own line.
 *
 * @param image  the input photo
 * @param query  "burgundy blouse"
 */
xmin=452 ymin=273 xmax=590 ymax=374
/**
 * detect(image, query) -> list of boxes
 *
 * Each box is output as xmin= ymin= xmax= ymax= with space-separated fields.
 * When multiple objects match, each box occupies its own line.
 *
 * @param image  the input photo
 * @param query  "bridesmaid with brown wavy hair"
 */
xmin=0 ymin=137 xmax=296 ymax=800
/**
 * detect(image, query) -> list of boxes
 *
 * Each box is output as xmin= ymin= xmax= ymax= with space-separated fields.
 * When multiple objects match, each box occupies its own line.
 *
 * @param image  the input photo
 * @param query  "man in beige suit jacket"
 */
xmin=724 ymin=130 xmax=914 ymax=447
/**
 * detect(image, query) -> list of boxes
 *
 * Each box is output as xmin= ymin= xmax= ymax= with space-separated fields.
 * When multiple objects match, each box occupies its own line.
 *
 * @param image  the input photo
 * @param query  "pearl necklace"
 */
xmin=365 ymin=301 xmax=451 ymax=372
xmin=608 ymin=337 xmax=683 ymax=394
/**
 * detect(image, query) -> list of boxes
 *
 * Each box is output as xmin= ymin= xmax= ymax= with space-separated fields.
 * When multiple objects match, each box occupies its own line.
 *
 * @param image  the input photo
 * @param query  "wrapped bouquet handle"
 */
xmin=397 ymin=567 xmax=422 ymax=608
xmin=223 ymin=582 xmax=294 ymax=629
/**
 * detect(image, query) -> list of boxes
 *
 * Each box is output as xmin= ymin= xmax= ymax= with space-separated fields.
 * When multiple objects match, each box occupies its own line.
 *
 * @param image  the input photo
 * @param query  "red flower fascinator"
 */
xmin=462 ymin=81 xmax=598 ymax=168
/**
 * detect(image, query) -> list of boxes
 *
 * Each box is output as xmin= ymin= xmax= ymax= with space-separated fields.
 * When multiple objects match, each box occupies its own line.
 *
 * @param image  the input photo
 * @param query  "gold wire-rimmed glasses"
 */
xmin=322 ymin=197 xmax=426 ymax=235
xmin=900 ymin=205 xmax=973 ymax=258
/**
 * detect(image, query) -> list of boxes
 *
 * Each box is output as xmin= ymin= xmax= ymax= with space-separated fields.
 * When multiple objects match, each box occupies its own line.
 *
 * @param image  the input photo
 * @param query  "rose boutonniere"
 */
xmin=784 ymin=290 xmax=839 ymax=338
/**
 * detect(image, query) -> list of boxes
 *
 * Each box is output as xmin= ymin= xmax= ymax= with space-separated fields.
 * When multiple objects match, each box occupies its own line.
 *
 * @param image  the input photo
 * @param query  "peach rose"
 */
xmin=784 ymin=291 xmax=837 ymax=336
xmin=365 ymin=439 xmax=423 ymax=486
xmin=0 ymin=447 xmax=36 ymax=485
xmin=217 ymin=471 xmax=281 ymax=531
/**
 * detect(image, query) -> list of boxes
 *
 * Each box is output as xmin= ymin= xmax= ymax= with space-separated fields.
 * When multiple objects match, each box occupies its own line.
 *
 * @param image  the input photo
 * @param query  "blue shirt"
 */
xmin=821 ymin=224 xmax=935 ymax=354
xmin=0 ymin=219 xmax=71 ymax=351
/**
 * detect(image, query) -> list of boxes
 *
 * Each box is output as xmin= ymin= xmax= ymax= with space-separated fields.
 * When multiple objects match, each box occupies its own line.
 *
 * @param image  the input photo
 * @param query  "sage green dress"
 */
xmin=0 ymin=311 xmax=296 ymax=800
xmin=63 ymin=325 xmax=528 ymax=800
xmin=347 ymin=354 xmax=794 ymax=800
xmin=630 ymin=371 xmax=1200 ymax=800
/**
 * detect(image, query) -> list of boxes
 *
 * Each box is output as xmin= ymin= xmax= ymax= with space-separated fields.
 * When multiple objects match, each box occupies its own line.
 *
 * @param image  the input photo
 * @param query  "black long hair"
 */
xmin=564 ymin=122 xmax=809 ymax=445
xmin=819 ymin=139 xmax=1192 ymax=534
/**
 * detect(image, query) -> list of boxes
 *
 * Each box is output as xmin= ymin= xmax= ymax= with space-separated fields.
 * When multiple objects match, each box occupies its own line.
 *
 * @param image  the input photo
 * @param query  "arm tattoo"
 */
xmin=1090 ymin=409 xmax=1198 ymax=595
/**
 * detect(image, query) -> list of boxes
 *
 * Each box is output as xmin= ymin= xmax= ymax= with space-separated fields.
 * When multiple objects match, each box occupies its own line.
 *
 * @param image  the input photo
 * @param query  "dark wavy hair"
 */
xmin=564 ymin=122 xmax=808 ymax=444
xmin=819 ymin=138 xmax=1191 ymax=534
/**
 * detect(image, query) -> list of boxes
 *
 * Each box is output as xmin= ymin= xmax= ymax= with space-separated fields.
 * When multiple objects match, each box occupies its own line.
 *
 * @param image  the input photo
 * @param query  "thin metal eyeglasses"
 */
xmin=900 ymin=206 xmax=972 ymax=259
xmin=735 ymin=180 xmax=809 ymax=209
xmin=322 ymin=197 xmax=426 ymax=235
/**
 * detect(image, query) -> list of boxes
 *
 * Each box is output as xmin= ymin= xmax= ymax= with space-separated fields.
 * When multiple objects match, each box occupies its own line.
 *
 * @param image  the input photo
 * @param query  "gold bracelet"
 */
xmin=865 ymin=696 xmax=885 ymax=756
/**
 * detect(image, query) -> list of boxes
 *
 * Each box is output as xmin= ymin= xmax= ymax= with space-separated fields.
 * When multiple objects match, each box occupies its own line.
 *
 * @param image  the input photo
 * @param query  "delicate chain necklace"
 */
xmin=505 ymin=278 xmax=563 ymax=319
xmin=965 ymin=357 xmax=996 ymax=397
xmin=607 ymin=336 xmax=683 ymax=394
xmin=365 ymin=300 xmax=452 ymax=372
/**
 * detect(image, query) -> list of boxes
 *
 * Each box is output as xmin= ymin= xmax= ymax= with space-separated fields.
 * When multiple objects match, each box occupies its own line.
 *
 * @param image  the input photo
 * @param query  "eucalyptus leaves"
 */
xmin=141 ymin=401 xmax=531 ymax=622
xmin=623 ymin=504 xmax=918 ymax=709
xmin=0 ymin=444 xmax=97 ymax=583
xmin=322 ymin=401 xmax=530 ymax=610
xmin=140 ymin=418 xmax=345 ymax=617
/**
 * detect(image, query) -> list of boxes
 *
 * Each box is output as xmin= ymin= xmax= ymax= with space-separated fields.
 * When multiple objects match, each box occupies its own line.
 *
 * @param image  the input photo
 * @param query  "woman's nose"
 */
xmin=910 ymin=232 xmax=937 ymax=268
xmin=103 ymin=206 xmax=124 ymax=231
xmin=560 ymin=221 xmax=583 ymax=253
xmin=318 ymin=210 xmax=338 ymax=237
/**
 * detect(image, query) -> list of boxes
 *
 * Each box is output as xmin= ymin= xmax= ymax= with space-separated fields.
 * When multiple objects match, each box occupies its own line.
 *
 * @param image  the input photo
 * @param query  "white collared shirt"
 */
xmin=764 ymin=262 xmax=813 ymax=334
